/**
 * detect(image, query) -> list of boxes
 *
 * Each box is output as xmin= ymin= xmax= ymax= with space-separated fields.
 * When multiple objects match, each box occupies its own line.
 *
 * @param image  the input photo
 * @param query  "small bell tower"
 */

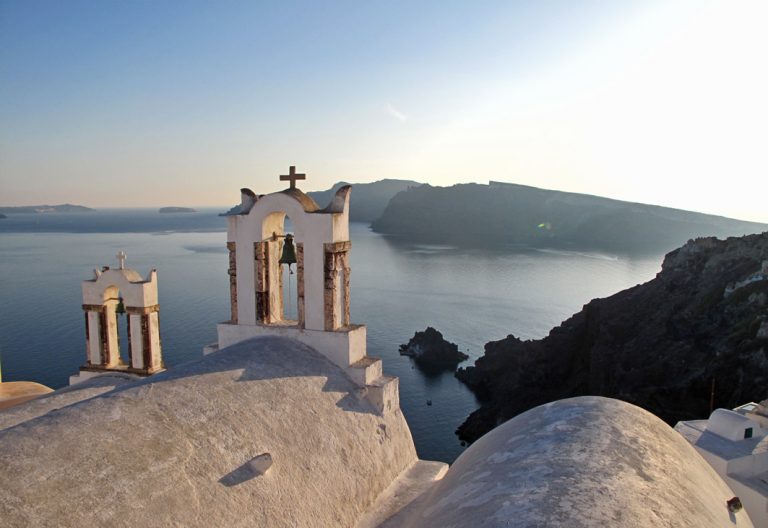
xmin=71 ymin=253 xmax=165 ymax=385
xmin=207 ymin=166 xmax=400 ymax=414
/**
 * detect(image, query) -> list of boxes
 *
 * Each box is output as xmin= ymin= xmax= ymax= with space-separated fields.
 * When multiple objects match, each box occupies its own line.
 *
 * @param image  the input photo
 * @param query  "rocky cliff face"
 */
xmin=456 ymin=232 xmax=768 ymax=443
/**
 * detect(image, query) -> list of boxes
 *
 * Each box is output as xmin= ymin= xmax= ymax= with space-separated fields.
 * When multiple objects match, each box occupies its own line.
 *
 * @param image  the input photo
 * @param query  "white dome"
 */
xmin=386 ymin=397 xmax=752 ymax=528
xmin=0 ymin=337 xmax=417 ymax=527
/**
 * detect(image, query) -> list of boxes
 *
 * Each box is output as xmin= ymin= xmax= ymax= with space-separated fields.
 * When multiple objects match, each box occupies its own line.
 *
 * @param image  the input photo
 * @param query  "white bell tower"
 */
xmin=207 ymin=166 xmax=400 ymax=414
xmin=71 ymin=253 xmax=165 ymax=385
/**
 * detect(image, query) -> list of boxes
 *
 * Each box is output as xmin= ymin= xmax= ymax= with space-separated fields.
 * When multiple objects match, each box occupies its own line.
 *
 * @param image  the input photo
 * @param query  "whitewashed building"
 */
xmin=676 ymin=402 xmax=768 ymax=527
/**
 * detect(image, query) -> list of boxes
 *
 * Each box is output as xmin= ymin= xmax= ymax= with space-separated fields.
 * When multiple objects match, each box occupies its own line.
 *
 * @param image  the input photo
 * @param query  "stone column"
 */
xmin=341 ymin=251 xmax=351 ymax=327
xmin=323 ymin=241 xmax=351 ymax=331
xmin=227 ymin=242 xmax=238 ymax=324
xmin=126 ymin=305 xmax=162 ymax=374
xmin=254 ymin=241 xmax=269 ymax=323
xmin=103 ymin=300 xmax=121 ymax=367
xmin=296 ymin=243 xmax=305 ymax=328
xmin=82 ymin=304 xmax=106 ymax=366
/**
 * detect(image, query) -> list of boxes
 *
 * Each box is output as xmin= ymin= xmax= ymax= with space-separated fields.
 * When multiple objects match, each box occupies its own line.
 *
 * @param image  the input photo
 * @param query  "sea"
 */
xmin=0 ymin=208 xmax=664 ymax=463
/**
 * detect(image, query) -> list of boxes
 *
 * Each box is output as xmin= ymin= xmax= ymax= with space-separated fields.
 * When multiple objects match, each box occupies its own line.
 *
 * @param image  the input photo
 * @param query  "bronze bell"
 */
xmin=115 ymin=296 xmax=126 ymax=315
xmin=279 ymin=234 xmax=297 ymax=271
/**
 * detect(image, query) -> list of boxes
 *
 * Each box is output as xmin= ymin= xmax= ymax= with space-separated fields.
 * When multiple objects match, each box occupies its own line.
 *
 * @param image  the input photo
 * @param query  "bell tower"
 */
xmin=207 ymin=166 xmax=399 ymax=414
xmin=71 ymin=253 xmax=165 ymax=385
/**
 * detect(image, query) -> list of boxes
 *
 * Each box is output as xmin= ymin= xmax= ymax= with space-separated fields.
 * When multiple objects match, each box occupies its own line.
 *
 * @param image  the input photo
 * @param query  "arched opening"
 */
xmin=258 ymin=211 xmax=303 ymax=327
xmin=280 ymin=215 xmax=299 ymax=323
xmin=102 ymin=286 xmax=130 ymax=367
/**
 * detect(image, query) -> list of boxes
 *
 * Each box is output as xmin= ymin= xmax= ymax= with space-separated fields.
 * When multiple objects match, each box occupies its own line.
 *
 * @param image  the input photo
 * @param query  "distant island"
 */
xmin=455 ymin=231 xmax=768 ymax=444
xmin=0 ymin=204 xmax=94 ymax=214
xmin=159 ymin=207 xmax=197 ymax=213
xmin=372 ymin=181 xmax=768 ymax=253
xmin=0 ymin=214 xmax=6 ymax=219
xmin=308 ymin=179 xmax=419 ymax=223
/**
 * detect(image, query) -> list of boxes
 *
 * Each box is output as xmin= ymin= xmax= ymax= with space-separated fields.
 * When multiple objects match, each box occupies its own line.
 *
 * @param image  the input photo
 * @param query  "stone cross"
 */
xmin=280 ymin=166 xmax=306 ymax=190
xmin=117 ymin=251 xmax=127 ymax=270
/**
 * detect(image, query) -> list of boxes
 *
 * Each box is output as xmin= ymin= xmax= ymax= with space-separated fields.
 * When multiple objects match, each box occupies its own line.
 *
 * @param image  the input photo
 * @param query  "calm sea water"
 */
xmin=0 ymin=209 xmax=663 ymax=462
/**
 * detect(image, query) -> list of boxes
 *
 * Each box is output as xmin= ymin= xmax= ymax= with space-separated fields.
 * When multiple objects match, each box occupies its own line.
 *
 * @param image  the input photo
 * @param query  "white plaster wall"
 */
xmin=730 ymin=455 xmax=766 ymax=479
xmin=87 ymin=312 xmax=102 ymax=364
xmin=129 ymin=314 xmax=144 ymax=369
xmin=217 ymin=323 xmax=366 ymax=370
xmin=708 ymin=409 xmax=761 ymax=442
xmin=753 ymin=453 xmax=768 ymax=475
xmin=149 ymin=313 xmax=161 ymax=368
xmin=104 ymin=302 xmax=120 ymax=366
xmin=82 ymin=269 xmax=158 ymax=307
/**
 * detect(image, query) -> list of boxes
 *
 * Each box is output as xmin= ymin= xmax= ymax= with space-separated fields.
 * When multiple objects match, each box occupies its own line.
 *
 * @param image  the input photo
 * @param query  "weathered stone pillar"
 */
xmin=254 ymin=241 xmax=270 ymax=323
xmin=82 ymin=304 xmax=106 ymax=366
xmin=227 ymin=242 xmax=238 ymax=324
xmin=341 ymin=251 xmax=351 ymax=327
xmin=323 ymin=241 xmax=351 ymax=331
xmin=125 ymin=304 xmax=162 ymax=374
xmin=103 ymin=300 xmax=121 ymax=367
xmin=296 ymin=243 xmax=305 ymax=328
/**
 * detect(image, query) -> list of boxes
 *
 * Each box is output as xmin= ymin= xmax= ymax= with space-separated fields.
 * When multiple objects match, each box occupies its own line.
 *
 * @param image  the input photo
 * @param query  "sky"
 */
xmin=1 ymin=0 xmax=766 ymax=221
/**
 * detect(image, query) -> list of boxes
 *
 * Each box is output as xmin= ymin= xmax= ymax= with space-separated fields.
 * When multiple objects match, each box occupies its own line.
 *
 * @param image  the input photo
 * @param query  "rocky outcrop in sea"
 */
xmin=456 ymin=232 xmax=768 ymax=444
xmin=399 ymin=327 xmax=468 ymax=373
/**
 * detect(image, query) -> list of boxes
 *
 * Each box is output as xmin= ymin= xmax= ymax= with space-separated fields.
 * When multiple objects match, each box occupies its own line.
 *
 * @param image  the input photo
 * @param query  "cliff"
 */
xmin=308 ymin=179 xmax=419 ymax=223
xmin=371 ymin=182 xmax=768 ymax=253
xmin=456 ymin=232 xmax=768 ymax=443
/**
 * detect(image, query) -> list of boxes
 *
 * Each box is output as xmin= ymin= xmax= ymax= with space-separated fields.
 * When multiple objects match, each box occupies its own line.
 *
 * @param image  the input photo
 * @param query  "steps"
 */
xmin=346 ymin=356 xmax=383 ymax=385
xmin=365 ymin=375 xmax=399 ymax=415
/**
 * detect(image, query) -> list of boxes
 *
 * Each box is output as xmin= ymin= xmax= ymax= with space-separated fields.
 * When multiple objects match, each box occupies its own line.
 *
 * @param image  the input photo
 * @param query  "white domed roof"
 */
xmin=387 ymin=396 xmax=752 ymax=528
xmin=0 ymin=337 xmax=417 ymax=527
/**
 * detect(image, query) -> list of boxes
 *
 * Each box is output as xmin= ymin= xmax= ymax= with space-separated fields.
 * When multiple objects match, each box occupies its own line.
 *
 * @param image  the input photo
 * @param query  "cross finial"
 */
xmin=280 ymin=165 xmax=306 ymax=190
xmin=116 ymin=251 xmax=127 ymax=270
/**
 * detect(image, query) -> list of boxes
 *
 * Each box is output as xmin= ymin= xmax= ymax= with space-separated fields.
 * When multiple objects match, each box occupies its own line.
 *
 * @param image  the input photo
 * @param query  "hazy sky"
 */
xmin=1 ymin=0 xmax=766 ymax=221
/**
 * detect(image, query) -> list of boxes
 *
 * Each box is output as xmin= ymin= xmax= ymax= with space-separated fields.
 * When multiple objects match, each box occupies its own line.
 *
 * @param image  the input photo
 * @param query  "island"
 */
xmin=308 ymin=179 xmax=419 ymax=223
xmin=0 ymin=214 xmax=6 ymax=219
xmin=399 ymin=327 xmax=469 ymax=373
xmin=0 ymin=204 xmax=94 ymax=214
xmin=159 ymin=207 xmax=197 ymax=213
xmin=372 ymin=181 xmax=768 ymax=254
xmin=455 ymin=231 xmax=768 ymax=444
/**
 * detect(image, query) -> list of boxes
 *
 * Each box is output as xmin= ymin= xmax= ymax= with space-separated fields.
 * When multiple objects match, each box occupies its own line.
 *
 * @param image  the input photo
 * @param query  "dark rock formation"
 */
xmin=0 ymin=214 xmax=6 ymax=219
xmin=399 ymin=327 xmax=469 ymax=373
xmin=456 ymin=232 xmax=768 ymax=444
xmin=371 ymin=182 xmax=768 ymax=253
xmin=159 ymin=207 xmax=196 ymax=213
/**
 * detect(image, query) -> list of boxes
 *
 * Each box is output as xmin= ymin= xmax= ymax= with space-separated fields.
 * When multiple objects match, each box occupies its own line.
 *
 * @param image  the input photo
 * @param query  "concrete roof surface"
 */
xmin=676 ymin=419 xmax=768 ymax=460
xmin=387 ymin=397 xmax=752 ymax=528
xmin=0 ymin=336 xmax=417 ymax=528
